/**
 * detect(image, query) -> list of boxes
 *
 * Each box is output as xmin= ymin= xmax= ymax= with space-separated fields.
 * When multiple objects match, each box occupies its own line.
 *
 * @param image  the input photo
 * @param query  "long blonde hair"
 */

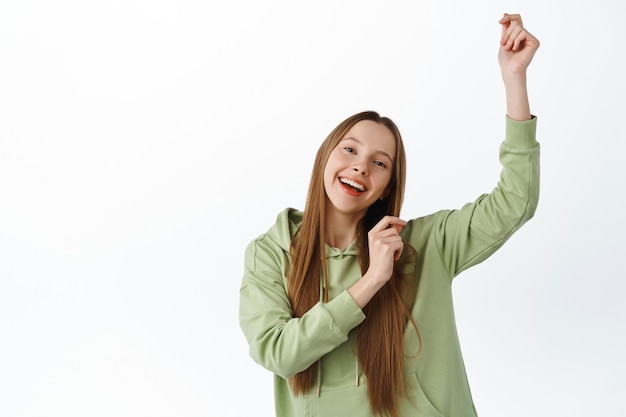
xmin=287 ymin=111 xmax=419 ymax=417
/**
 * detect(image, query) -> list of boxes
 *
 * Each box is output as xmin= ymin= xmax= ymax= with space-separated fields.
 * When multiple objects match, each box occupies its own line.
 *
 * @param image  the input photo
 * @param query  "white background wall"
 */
xmin=1 ymin=1 xmax=625 ymax=416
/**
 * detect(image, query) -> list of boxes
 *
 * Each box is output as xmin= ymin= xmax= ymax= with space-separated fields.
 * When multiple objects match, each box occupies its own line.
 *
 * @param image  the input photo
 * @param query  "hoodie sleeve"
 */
xmin=239 ymin=236 xmax=365 ymax=379
xmin=429 ymin=116 xmax=540 ymax=278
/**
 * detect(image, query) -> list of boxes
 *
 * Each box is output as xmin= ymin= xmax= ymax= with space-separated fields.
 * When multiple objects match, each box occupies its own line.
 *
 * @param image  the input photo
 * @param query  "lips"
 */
xmin=339 ymin=177 xmax=366 ymax=194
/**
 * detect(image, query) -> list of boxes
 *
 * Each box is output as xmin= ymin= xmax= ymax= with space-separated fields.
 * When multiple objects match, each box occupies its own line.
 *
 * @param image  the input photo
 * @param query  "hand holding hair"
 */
xmin=368 ymin=215 xmax=407 ymax=270
xmin=348 ymin=216 xmax=406 ymax=309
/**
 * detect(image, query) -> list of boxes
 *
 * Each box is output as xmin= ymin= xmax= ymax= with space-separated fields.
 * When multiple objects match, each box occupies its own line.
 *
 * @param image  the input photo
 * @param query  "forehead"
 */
xmin=342 ymin=120 xmax=396 ymax=156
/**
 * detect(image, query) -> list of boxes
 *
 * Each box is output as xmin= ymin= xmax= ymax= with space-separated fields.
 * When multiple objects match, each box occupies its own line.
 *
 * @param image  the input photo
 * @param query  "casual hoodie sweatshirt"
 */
xmin=240 ymin=116 xmax=540 ymax=417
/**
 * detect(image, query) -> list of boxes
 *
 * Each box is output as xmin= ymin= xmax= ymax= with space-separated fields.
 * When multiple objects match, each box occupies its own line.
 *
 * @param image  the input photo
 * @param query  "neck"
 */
xmin=324 ymin=205 xmax=364 ymax=249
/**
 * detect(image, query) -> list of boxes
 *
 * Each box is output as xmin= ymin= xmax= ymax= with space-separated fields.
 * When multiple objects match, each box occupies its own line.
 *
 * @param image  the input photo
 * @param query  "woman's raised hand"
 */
xmin=498 ymin=13 xmax=539 ymax=121
xmin=498 ymin=13 xmax=540 ymax=77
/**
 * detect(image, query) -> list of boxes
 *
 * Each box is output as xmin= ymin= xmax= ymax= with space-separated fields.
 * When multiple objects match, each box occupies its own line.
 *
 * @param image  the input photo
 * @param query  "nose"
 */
xmin=352 ymin=163 xmax=368 ymax=176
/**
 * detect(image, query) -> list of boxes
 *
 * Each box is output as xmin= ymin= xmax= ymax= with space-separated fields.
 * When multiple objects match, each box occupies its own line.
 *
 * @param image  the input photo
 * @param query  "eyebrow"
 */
xmin=341 ymin=137 xmax=394 ymax=162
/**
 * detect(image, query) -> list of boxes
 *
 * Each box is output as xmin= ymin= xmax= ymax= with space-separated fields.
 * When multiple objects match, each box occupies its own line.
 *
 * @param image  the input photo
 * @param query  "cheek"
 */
xmin=376 ymin=174 xmax=394 ymax=196
xmin=323 ymin=153 xmax=341 ymax=179
xmin=322 ymin=162 xmax=335 ymax=193
xmin=322 ymin=173 xmax=331 ymax=194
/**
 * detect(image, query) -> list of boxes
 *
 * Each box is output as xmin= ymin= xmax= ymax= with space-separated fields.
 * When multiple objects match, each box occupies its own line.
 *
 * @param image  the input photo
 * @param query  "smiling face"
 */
xmin=323 ymin=120 xmax=397 ymax=220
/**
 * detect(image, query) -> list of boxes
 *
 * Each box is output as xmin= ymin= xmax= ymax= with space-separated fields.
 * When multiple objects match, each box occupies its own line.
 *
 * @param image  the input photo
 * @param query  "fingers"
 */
xmin=366 ymin=216 xmax=406 ymax=283
xmin=368 ymin=216 xmax=406 ymax=263
xmin=499 ymin=13 xmax=533 ymax=52
xmin=499 ymin=13 xmax=522 ymax=26
xmin=370 ymin=215 xmax=407 ymax=233
xmin=504 ymin=24 xmax=524 ymax=51
xmin=369 ymin=231 xmax=404 ymax=261
xmin=393 ymin=243 xmax=404 ymax=261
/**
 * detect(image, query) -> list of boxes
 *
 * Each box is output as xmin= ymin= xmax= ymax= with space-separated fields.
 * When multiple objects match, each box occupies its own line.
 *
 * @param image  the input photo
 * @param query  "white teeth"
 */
xmin=340 ymin=178 xmax=364 ymax=191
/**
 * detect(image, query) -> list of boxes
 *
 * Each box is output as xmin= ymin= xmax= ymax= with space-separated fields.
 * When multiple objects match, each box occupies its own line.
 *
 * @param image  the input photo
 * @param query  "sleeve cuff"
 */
xmin=324 ymin=290 xmax=366 ymax=335
xmin=504 ymin=115 xmax=538 ymax=149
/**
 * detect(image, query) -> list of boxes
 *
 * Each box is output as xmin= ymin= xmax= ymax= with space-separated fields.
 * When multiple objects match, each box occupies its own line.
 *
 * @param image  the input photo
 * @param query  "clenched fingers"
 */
xmin=370 ymin=215 xmax=407 ymax=234
xmin=368 ymin=223 xmax=405 ymax=261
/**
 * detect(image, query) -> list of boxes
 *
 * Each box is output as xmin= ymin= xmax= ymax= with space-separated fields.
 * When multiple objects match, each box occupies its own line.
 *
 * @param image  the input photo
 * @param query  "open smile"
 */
xmin=339 ymin=177 xmax=366 ymax=194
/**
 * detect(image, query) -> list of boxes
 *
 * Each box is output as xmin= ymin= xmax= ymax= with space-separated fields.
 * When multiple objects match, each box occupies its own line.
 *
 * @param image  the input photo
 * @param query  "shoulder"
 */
xmin=401 ymin=210 xmax=451 ymax=248
xmin=246 ymin=207 xmax=303 ymax=255
xmin=243 ymin=208 xmax=302 ymax=281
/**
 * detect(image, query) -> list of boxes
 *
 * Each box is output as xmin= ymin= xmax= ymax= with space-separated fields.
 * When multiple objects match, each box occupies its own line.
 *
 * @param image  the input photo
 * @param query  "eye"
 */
xmin=343 ymin=146 xmax=355 ymax=154
xmin=373 ymin=160 xmax=387 ymax=168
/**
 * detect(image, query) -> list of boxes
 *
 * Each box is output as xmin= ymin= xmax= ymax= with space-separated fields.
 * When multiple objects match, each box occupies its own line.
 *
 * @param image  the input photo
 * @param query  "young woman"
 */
xmin=240 ymin=14 xmax=540 ymax=417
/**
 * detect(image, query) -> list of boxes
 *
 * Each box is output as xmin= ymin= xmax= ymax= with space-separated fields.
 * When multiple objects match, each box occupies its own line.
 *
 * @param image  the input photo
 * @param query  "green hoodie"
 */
xmin=240 ymin=116 xmax=539 ymax=417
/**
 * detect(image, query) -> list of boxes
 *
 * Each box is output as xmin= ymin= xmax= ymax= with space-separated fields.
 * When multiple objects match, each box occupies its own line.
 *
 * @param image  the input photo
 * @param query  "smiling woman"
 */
xmin=239 ymin=13 xmax=540 ymax=417
xmin=323 ymin=118 xmax=398 ymax=247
